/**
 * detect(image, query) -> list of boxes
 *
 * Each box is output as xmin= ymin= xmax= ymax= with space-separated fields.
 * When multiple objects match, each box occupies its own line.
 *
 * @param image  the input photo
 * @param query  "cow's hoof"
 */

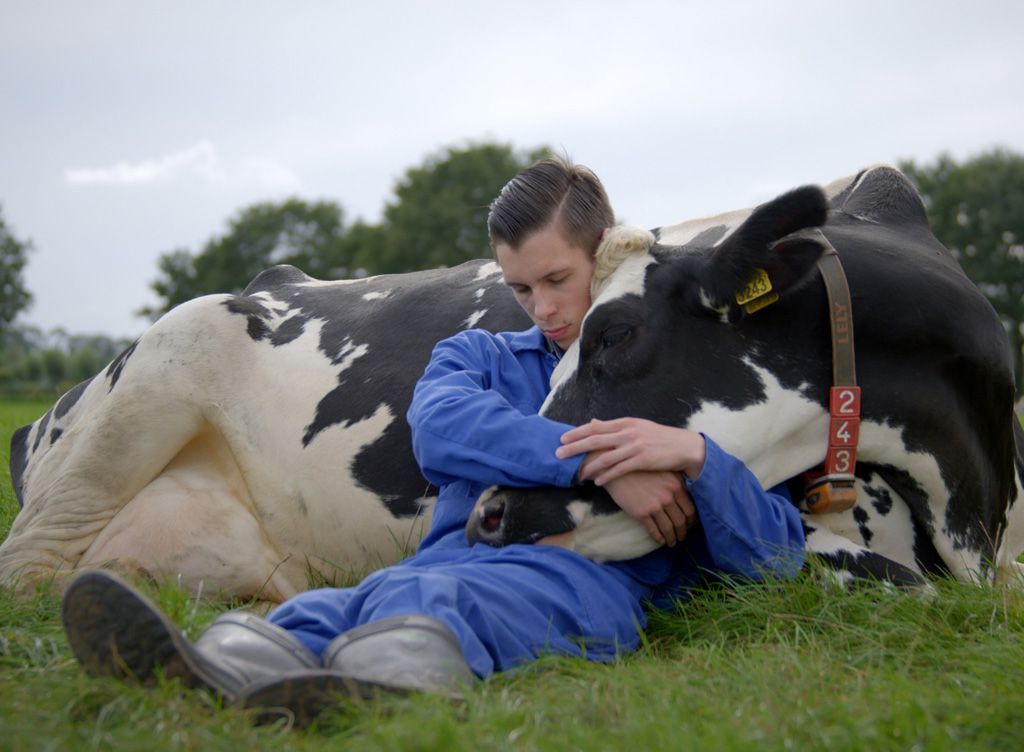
xmin=239 ymin=670 xmax=390 ymax=728
xmin=61 ymin=570 xmax=225 ymax=695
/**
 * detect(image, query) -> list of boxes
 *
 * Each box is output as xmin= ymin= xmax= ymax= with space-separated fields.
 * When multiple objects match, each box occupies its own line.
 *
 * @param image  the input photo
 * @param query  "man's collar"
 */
xmin=506 ymin=326 xmax=555 ymax=354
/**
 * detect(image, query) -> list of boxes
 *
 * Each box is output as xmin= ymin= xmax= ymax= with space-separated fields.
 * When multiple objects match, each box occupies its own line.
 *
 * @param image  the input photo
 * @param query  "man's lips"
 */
xmin=543 ymin=325 xmax=569 ymax=340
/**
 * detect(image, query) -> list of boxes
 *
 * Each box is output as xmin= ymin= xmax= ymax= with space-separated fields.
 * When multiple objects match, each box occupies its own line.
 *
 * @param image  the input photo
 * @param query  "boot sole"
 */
xmin=239 ymin=670 xmax=403 ymax=727
xmin=61 ymin=570 xmax=234 ymax=699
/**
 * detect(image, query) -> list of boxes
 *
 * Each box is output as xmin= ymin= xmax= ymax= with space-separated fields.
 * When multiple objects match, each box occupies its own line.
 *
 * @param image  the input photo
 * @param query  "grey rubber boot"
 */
xmin=322 ymin=614 xmax=473 ymax=693
xmin=239 ymin=615 xmax=474 ymax=727
xmin=62 ymin=570 xmax=319 ymax=703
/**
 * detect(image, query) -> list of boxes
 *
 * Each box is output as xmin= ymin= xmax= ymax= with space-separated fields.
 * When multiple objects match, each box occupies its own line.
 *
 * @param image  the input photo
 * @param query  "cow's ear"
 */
xmin=703 ymin=185 xmax=828 ymax=309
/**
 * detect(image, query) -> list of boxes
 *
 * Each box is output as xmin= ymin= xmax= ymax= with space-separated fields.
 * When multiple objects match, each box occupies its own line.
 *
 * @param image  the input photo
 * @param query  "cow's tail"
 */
xmin=993 ymin=416 xmax=1024 ymax=586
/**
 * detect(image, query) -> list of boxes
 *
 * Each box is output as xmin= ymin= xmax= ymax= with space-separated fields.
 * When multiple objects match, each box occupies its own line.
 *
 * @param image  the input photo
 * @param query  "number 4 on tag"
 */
xmin=829 ymin=416 xmax=860 ymax=446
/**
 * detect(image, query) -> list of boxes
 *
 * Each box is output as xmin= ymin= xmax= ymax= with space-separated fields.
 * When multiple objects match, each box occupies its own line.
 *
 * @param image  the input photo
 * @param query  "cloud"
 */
xmin=64 ymin=141 xmax=301 ymax=191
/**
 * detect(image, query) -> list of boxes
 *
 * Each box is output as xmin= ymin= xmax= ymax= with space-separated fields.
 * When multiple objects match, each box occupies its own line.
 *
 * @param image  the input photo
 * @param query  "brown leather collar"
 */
xmin=802 ymin=230 xmax=860 ymax=515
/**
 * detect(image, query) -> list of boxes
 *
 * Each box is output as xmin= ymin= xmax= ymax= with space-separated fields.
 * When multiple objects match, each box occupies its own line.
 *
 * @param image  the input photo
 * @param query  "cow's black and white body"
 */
xmin=470 ymin=166 xmax=1024 ymax=587
xmin=4 ymin=165 xmax=1022 ymax=601
xmin=2 ymin=263 xmax=528 ymax=600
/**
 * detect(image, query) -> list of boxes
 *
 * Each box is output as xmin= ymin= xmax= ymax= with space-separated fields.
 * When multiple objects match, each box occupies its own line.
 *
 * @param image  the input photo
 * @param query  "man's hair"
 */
xmin=487 ymin=156 xmax=613 ymax=256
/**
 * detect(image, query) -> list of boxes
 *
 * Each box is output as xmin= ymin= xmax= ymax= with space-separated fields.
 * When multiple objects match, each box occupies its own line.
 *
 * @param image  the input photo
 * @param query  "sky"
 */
xmin=2 ymin=0 xmax=1023 ymax=339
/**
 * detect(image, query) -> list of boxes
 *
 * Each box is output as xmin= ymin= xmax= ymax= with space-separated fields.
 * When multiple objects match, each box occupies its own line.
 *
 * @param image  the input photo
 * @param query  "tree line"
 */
xmin=1 ymin=143 xmax=1023 ymax=397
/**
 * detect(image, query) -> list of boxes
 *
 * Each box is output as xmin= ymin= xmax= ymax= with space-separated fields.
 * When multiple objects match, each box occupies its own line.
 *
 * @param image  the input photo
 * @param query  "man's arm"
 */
xmin=558 ymin=418 xmax=804 ymax=572
xmin=407 ymin=331 xmax=583 ymax=489
xmin=685 ymin=438 xmax=804 ymax=579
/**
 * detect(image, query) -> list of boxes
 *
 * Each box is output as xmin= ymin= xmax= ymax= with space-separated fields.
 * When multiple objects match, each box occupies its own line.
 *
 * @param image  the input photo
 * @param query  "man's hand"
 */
xmin=557 ymin=417 xmax=707 ymax=485
xmin=554 ymin=418 xmax=706 ymax=546
xmin=602 ymin=469 xmax=697 ymax=546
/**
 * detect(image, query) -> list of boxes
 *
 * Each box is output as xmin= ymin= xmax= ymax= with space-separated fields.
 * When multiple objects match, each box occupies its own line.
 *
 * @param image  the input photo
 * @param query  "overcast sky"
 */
xmin=2 ymin=0 xmax=1023 ymax=338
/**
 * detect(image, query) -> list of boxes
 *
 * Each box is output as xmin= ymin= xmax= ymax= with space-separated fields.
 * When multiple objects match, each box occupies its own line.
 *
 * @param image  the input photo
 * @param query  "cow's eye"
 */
xmin=601 ymin=324 xmax=633 ymax=349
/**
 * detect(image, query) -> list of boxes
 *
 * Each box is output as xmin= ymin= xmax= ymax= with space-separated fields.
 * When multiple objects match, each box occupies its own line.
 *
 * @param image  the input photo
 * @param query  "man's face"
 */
xmin=494 ymin=223 xmax=596 ymax=350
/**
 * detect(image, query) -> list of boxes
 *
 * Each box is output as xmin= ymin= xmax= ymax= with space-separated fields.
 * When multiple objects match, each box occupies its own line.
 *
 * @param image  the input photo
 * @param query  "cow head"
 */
xmin=466 ymin=185 xmax=831 ymax=560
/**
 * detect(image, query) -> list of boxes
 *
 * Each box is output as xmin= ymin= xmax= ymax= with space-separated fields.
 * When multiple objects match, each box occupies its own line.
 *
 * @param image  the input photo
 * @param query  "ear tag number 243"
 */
xmin=736 ymin=268 xmax=778 ymax=314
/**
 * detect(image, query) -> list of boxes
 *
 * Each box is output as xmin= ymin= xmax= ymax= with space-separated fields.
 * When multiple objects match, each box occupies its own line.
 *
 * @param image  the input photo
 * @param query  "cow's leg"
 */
xmin=802 ymin=520 xmax=932 ymax=590
xmin=0 ymin=295 xmax=298 ymax=598
xmin=77 ymin=429 xmax=303 ymax=603
xmin=992 ymin=421 xmax=1024 ymax=588
xmin=0 ymin=373 xmax=207 ymax=594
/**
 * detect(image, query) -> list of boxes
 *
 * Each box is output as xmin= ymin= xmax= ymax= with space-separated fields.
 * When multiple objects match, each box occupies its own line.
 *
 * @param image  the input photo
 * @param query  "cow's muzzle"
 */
xmin=466 ymin=485 xmax=581 ymax=548
xmin=467 ymin=488 xmax=508 ymax=545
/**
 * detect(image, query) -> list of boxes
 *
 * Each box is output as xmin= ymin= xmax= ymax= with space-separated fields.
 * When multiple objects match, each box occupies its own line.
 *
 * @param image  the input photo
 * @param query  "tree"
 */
xmin=140 ymin=142 xmax=550 ymax=319
xmin=143 ymin=198 xmax=352 ymax=318
xmin=0 ymin=204 xmax=33 ymax=336
xmin=901 ymin=149 xmax=1024 ymax=395
xmin=369 ymin=142 xmax=548 ymax=274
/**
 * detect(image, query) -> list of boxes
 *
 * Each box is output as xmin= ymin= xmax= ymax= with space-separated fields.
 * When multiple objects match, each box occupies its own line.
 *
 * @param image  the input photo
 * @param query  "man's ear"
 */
xmin=701 ymin=185 xmax=829 ymax=308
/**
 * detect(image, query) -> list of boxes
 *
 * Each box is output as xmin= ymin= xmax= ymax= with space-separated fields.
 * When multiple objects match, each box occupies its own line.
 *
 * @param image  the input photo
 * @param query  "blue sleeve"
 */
xmin=687 ymin=436 xmax=805 ymax=579
xmin=406 ymin=332 xmax=584 ymax=489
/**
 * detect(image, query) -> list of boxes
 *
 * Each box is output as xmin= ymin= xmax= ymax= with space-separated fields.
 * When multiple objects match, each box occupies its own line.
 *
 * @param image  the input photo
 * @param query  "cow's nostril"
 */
xmin=480 ymin=498 xmax=505 ymax=534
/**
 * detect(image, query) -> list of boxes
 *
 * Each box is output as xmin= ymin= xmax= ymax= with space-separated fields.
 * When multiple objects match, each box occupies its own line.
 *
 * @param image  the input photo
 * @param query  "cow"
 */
xmin=2 ymin=262 xmax=530 ymax=601
xmin=4 ymin=165 xmax=1021 ymax=602
xmin=467 ymin=165 xmax=1024 ymax=589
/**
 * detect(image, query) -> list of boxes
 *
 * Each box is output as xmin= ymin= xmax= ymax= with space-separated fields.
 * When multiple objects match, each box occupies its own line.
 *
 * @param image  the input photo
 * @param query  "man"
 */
xmin=62 ymin=157 xmax=805 ymax=725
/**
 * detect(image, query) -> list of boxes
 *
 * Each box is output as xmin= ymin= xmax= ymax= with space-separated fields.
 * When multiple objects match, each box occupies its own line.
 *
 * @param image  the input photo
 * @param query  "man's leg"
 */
xmin=240 ymin=542 xmax=650 ymax=723
xmin=269 ymin=542 xmax=652 ymax=677
xmin=62 ymin=571 xmax=321 ymax=702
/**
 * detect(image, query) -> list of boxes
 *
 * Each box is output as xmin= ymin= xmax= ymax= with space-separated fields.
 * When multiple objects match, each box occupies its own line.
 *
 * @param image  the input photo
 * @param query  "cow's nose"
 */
xmin=478 ymin=496 xmax=506 ymax=535
xmin=467 ymin=494 xmax=507 ymax=546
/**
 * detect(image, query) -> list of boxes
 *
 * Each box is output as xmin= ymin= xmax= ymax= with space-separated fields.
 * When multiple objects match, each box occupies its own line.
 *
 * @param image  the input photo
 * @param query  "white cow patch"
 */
xmin=656 ymin=207 xmax=749 ymax=248
xmin=810 ymin=472 xmax=921 ymax=577
xmin=685 ymin=359 xmax=972 ymax=578
xmin=332 ymin=337 xmax=370 ymax=375
xmin=561 ymin=501 xmax=656 ymax=562
xmin=995 ymin=471 xmax=1024 ymax=583
xmin=363 ymin=290 xmax=392 ymax=301
xmin=474 ymin=261 xmax=501 ymax=280
xmin=297 ymin=276 xmax=380 ymax=287
xmin=463 ymin=309 xmax=487 ymax=329
xmin=0 ymin=294 xmax=430 ymax=600
xmin=698 ymin=288 xmax=731 ymax=322
xmin=685 ymin=360 xmax=831 ymax=489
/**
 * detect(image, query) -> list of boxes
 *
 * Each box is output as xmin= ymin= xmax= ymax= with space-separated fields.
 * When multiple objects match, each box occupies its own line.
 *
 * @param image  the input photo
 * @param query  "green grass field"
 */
xmin=1 ymin=399 xmax=1023 ymax=751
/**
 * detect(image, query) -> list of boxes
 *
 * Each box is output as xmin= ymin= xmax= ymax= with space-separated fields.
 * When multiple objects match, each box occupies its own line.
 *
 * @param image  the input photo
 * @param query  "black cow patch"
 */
xmin=865 ymin=483 xmax=894 ymax=516
xmin=813 ymin=549 xmax=927 ymax=588
xmin=31 ymin=409 xmax=51 ymax=453
xmin=55 ymin=376 xmax=94 ymax=419
xmin=224 ymin=262 xmax=531 ymax=518
xmin=8 ymin=424 xmax=31 ymax=508
xmin=852 ymin=505 xmax=873 ymax=545
xmin=106 ymin=340 xmax=139 ymax=391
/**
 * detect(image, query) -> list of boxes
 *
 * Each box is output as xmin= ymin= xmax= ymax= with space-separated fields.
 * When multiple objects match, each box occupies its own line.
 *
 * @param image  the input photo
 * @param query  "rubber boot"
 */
xmin=62 ymin=570 xmax=319 ymax=703
xmin=239 ymin=614 xmax=474 ymax=727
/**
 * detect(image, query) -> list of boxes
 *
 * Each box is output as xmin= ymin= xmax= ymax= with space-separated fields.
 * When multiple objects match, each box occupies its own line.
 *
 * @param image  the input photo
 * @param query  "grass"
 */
xmin=1 ymin=398 xmax=1023 ymax=750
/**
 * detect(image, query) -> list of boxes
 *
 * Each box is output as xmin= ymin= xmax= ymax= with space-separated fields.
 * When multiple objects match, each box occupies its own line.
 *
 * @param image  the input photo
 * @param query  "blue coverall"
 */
xmin=268 ymin=326 xmax=805 ymax=677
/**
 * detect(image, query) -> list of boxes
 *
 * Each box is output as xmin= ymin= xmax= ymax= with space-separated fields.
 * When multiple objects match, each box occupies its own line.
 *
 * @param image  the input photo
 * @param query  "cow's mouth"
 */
xmin=466 ymin=486 xmax=580 ymax=548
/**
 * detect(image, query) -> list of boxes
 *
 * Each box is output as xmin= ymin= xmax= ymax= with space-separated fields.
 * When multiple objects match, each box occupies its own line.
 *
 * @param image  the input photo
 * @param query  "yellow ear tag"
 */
xmin=736 ymin=268 xmax=778 ymax=313
xmin=743 ymin=291 xmax=778 ymax=314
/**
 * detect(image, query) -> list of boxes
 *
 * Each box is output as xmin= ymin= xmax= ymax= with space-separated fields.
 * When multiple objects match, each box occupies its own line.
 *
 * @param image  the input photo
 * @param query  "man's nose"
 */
xmin=533 ymin=292 xmax=556 ymax=319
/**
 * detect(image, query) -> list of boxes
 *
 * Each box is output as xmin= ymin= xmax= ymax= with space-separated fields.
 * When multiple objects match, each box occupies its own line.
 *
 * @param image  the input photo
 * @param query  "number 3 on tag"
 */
xmin=827 ymin=446 xmax=856 ymax=474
